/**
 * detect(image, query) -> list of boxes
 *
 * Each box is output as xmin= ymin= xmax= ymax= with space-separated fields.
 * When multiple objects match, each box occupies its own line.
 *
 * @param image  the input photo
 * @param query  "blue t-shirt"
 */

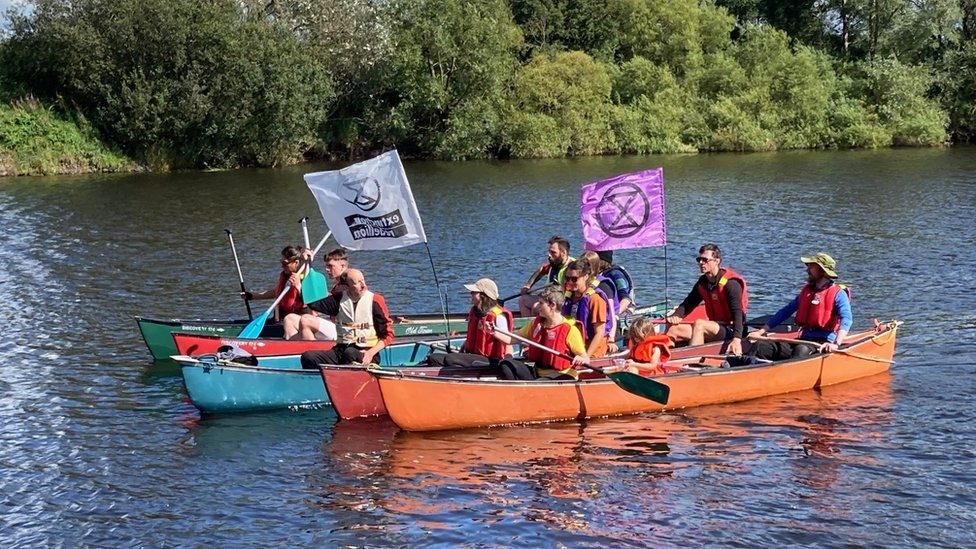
xmin=767 ymin=287 xmax=852 ymax=342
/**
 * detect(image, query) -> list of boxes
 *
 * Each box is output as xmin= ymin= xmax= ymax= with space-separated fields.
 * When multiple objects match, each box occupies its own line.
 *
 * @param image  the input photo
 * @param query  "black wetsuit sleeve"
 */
xmin=307 ymin=295 xmax=340 ymax=316
xmin=724 ymin=279 xmax=746 ymax=338
xmin=678 ymin=277 xmax=705 ymax=313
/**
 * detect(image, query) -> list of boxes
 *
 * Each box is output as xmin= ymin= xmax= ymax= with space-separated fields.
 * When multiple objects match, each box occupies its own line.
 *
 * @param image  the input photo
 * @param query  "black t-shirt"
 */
xmin=678 ymin=274 xmax=746 ymax=338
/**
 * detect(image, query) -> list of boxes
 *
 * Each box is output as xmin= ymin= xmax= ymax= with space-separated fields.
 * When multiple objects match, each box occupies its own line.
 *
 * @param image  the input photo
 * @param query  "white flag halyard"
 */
xmin=304 ymin=150 xmax=427 ymax=251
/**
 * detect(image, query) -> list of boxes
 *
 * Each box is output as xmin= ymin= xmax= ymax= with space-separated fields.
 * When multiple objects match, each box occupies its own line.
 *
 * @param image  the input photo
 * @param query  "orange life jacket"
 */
xmin=795 ymin=282 xmax=850 ymax=332
xmin=463 ymin=305 xmax=514 ymax=360
xmin=524 ymin=317 xmax=573 ymax=371
xmin=696 ymin=267 xmax=748 ymax=323
xmin=627 ymin=334 xmax=674 ymax=376
xmin=630 ymin=334 xmax=674 ymax=363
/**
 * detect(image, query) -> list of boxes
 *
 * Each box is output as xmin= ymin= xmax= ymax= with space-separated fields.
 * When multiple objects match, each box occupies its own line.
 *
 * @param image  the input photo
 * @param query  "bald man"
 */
xmin=299 ymin=269 xmax=394 ymax=368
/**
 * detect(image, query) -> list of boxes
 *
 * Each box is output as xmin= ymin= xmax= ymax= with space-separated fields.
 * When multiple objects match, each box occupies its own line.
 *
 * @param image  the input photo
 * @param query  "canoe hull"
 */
xmin=179 ymin=362 xmax=328 ymax=414
xmin=175 ymin=337 xmax=461 ymax=414
xmin=321 ymin=363 xmax=498 ymax=420
xmin=324 ymin=331 xmax=795 ymax=422
xmin=172 ymin=333 xmax=337 ymax=357
xmin=321 ymin=366 xmax=387 ymax=419
xmin=377 ymin=324 xmax=899 ymax=431
xmin=136 ymin=316 xmax=282 ymax=359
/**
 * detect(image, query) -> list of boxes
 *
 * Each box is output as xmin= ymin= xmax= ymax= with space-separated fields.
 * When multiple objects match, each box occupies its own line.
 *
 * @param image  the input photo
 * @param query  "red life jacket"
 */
xmin=463 ymin=305 xmax=514 ymax=360
xmin=274 ymin=271 xmax=305 ymax=318
xmin=696 ymin=267 xmax=749 ymax=323
xmin=630 ymin=334 xmax=674 ymax=363
xmin=795 ymin=282 xmax=850 ymax=332
xmin=524 ymin=317 xmax=573 ymax=371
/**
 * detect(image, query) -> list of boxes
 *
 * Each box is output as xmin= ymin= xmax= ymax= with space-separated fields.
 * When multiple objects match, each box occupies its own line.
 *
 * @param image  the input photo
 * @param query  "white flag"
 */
xmin=304 ymin=150 xmax=427 ymax=251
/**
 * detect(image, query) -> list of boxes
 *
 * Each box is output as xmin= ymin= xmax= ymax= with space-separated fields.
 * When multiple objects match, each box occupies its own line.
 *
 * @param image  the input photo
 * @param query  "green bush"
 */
xmin=2 ymin=0 xmax=333 ymax=168
xmin=827 ymin=97 xmax=892 ymax=148
xmin=368 ymin=0 xmax=521 ymax=159
xmin=938 ymin=41 xmax=976 ymax=142
xmin=0 ymin=98 xmax=133 ymax=176
xmin=854 ymin=58 xmax=948 ymax=146
xmin=1 ymin=0 xmax=966 ymax=170
xmin=503 ymin=51 xmax=616 ymax=157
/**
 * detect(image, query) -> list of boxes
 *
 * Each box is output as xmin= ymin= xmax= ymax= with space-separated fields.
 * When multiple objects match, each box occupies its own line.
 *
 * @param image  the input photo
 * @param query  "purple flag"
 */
xmin=580 ymin=167 xmax=666 ymax=251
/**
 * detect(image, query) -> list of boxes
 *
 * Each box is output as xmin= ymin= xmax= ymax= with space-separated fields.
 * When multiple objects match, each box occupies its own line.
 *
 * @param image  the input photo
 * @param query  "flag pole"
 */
xmin=664 ymin=244 xmax=670 ymax=311
xmin=423 ymin=242 xmax=452 ymax=350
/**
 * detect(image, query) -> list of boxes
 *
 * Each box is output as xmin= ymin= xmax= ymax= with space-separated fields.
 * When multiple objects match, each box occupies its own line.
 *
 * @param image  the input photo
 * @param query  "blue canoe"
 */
xmin=175 ymin=338 xmax=462 ymax=414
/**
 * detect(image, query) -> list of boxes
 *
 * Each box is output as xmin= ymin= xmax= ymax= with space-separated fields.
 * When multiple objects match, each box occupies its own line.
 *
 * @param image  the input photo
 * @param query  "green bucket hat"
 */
xmin=800 ymin=252 xmax=838 ymax=278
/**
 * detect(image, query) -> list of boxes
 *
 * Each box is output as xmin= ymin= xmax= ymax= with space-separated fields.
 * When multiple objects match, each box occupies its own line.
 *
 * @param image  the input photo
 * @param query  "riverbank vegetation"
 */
xmin=0 ymin=87 xmax=134 ymax=176
xmin=1 ymin=0 xmax=974 ymax=175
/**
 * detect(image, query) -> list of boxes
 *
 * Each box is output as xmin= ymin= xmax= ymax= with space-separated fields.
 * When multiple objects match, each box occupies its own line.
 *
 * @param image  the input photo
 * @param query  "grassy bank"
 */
xmin=0 ymin=97 xmax=137 ymax=177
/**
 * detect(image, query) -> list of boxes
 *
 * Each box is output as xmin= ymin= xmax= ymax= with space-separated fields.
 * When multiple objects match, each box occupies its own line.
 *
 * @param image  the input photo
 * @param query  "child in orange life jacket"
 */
xmin=619 ymin=317 xmax=674 ymax=376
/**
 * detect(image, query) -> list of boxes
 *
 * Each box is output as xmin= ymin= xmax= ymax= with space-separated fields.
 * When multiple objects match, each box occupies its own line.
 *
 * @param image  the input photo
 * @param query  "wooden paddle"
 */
xmin=238 ymin=231 xmax=332 ymax=339
xmin=493 ymin=326 xmax=669 ymax=405
xmin=753 ymin=336 xmax=894 ymax=364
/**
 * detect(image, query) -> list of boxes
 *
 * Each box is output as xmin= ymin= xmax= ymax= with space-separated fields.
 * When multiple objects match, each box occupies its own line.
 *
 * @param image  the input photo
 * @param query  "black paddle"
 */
xmin=494 ymin=326 xmax=670 ymax=405
xmin=498 ymin=284 xmax=543 ymax=305
xmin=225 ymin=229 xmax=253 ymax=320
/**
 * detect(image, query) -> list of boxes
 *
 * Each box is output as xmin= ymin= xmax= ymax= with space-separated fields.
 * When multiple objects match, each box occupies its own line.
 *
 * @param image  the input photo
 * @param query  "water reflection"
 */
xmin=310 ymin=372 xmax=895 ymax=541
xmin=3 ymin=148 xmax=975 ymax=545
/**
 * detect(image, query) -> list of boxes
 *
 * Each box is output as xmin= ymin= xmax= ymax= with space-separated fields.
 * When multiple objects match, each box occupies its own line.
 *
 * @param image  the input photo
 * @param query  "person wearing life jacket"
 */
xmin=666 ymin=244 xmax=749 ymax=356
xmin=493 ymin=285 xmax=590 ymax=380
xmin=518 ymin=236 xmax=575 ymax=317
xmin=560 ymin=258 xmax=612 ymax=359
xmin=427 ymin=277 xmax=514 ymax=368
xmin=243 ymin=245 xmax=309 ymax=337
xmin=612 ymin=316 xmax=675 ymax=377
xmin=748 ymin=252 xmax=853 ymax=361
xmin=299 ymin=269 xmax=394 ymax=369
xmin=291 ymin=247 xmax=360 ymax=341
xmin=583 ymin=250 xmax=636 ymax=316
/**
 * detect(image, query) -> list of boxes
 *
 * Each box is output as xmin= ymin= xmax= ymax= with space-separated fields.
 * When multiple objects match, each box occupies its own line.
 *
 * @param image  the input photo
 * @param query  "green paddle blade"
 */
xmin=607 ymin=371 xmax=670 ymax=404
xmin=301 ymin=268 xmax=329 ymax=304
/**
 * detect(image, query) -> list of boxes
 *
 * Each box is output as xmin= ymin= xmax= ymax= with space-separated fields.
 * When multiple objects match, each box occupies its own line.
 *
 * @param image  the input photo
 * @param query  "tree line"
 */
xmin=1 ymin=0 xmax=973 ymax=171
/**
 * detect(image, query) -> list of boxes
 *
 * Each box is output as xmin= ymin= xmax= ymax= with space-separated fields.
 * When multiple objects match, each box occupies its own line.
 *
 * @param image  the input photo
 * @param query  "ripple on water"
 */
xmin=2 ymin=150 xmax=976 ymax=545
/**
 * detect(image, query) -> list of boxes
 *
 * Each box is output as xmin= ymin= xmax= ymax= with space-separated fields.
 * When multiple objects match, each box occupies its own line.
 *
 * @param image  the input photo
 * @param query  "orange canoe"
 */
xmin=320 ymin=330 xmax=799 ymax=421
xmin=374 ymin=322 xmax=899 ymax=432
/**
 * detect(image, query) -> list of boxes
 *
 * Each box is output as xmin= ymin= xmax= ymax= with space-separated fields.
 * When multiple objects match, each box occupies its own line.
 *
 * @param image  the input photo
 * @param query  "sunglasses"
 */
xmin=695 ymin=256 xmax=715 ymax=264
xmin=563 ymin=275 xmax=582 ymax=282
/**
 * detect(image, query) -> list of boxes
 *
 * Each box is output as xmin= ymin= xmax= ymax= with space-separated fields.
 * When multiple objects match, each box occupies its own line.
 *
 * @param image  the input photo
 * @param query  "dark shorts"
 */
xmin=300 ymin=344 xmax=378 ymax=369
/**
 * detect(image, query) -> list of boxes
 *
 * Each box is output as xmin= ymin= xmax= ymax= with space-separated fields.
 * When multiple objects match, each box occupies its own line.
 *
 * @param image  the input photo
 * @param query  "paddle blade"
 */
xmin=238 ymin=310 xmax=272 ymax=339
xmin=301 ymin=268 xmax=329 ymax=304
xmin=607 ymin=372 xmax=670 ymax=404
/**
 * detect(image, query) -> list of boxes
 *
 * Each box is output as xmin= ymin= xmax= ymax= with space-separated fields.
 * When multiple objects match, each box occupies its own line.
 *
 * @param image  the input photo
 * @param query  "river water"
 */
xmin=1 ymin=148 xmax=974 ymax=546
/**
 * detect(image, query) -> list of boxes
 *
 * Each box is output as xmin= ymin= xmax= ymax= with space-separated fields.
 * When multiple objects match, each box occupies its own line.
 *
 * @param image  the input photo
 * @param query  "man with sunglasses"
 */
xmin=665 ymin=244 xmax=749 ymax=356
xmin=243 ymin=245 xmax=310 ymax=337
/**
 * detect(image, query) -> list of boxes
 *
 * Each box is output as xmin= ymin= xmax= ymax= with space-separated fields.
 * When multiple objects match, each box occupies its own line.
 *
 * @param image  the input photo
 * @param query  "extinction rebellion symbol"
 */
xmin=595 ymin=182 xmax=649 ymax=238
xmin=341 ymin=177 xmax=382 ymax=212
